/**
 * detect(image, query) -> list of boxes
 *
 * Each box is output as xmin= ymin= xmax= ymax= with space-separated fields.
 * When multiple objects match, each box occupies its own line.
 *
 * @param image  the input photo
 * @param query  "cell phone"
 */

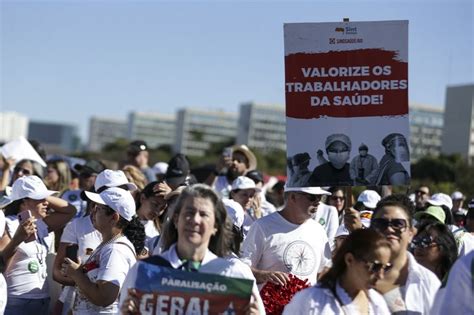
xmin=17 ymin=210 xmax=36 ymax=243
xmin=65 ymin=244 xmax=79 ymax=263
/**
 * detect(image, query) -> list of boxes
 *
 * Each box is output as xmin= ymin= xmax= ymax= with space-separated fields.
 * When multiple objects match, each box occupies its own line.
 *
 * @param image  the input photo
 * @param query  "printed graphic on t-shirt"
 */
xmin=283 ymin=240 xmax=316 ymax=276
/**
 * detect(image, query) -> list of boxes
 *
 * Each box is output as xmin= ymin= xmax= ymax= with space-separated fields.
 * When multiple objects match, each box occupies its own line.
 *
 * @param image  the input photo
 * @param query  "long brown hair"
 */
xmin=161 ymin=184 xmax=232 ymax=257
xmin=319 ymin=229 xmax=391 ymax=289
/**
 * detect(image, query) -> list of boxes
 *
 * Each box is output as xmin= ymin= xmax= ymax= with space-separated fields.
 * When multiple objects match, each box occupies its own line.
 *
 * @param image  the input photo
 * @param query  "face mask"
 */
xmin=327 ymin=151 xmax=350 ymax=169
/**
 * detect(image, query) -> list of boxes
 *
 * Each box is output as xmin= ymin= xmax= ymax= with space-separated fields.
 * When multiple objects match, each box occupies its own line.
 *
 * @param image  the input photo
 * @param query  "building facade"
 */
xmin=28 ymin=121 xmax=80 ymax=153
xmin=175 ymin=108 xmax=237 ymax=156
xmin=441 ymin=84 xmax=474 ymax=163
xmin=0 ymin=112 xmax=28 ymax=143
xmin=237 ymin=102 xmax=286 ymax=152
xmin=409 ymin=104 xmax=444 ymax=161
xmin=88 ymin=117 xmax=128 ymax=151
xmin=127 ymin=112 xmax=176 ymax=149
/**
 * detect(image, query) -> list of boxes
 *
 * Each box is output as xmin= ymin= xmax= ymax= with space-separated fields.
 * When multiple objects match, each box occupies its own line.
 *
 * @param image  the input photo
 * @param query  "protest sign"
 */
xmin=0 ymin=136 xmax=47 ymax=167
xmin=128 ymin=261 xmax=253 ymax=315
xmin=284 ymin=20 xmax=410 ymax=187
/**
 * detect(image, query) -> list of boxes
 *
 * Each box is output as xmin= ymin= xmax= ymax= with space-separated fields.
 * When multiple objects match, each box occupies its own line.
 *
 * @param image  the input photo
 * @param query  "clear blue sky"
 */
xmin=1 ymin=0 xmax=473 ymax=142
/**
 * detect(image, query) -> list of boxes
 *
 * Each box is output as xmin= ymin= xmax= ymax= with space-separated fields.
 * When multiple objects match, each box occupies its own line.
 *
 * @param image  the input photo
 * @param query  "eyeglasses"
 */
xmin=412 ymin=235 xmax=438 ymax=250
xmin=330 ymin=196 xmax=345 ymax=201
xmin=371 ymin=218 xmax=408 ymax=232
xmin=296 ymin=192 xmax=322 ymax=202
xmin=13 ymin=166 xmax=31 ymax=175
xmin=360 ymin=258 xmax=393 ymax=274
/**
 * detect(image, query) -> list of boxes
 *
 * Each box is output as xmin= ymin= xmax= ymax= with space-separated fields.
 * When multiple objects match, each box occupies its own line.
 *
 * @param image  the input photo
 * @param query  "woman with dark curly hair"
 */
xmin=411 ymin=221 xmax=458 ymax=281
xmin=119 ymin=184 xmax=264 ymax=314
xmin=62 ymin=187 xmax=145 ymax=314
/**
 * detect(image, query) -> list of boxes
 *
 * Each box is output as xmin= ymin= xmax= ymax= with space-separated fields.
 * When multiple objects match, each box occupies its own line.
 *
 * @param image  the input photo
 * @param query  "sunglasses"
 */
xmin=296 ymin=192 xmax=322 ymax=202
xmin=330 ymin=196 xmax=345 ymax=201
xmin=371 ymin=218 xmax=408 ymax=231
xmin=360 ymin=258 xmax=393 ymax=274
xmin=415 ymin=190 xmax=428 ymax=196
xmin=412 ymin=235 xmax=438 ymax=249
xmin=14 ymin=166 xmax=31 ymax=175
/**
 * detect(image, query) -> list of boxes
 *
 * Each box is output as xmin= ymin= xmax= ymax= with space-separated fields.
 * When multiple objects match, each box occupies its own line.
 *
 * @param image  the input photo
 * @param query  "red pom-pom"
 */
xmin=260 ymin=274 xmax=310 ymax=315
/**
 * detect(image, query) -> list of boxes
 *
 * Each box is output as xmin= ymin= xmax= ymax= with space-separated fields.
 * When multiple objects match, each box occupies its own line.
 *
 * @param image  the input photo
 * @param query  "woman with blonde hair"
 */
xmin=45 ymin=159 xmax=71 ymax=196
xmin=122 ymin=165 xmax=147 ymax=192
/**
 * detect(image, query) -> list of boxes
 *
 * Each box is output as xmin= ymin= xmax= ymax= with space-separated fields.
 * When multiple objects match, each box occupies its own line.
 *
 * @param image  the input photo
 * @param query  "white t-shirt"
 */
xmin=241 ymin=211 xmax=332 ymax=286
xmin=61 ymin=215 xmax=102 ymax=262
xmin=283 ymin=282 xmax=390 ymax=315
xmin=450 ymin=226 xmax=474 ymax=257
xmin=0 ymin=210 xmax=5 ymax=239
xmin=62 ymin=190 xmax=88 ymax=219
xmin=4 ymin=216 xmax=54 ymax=298
xmin=73 ymin=235 xmax=136 ymax=315
xmin=312 ymin=203 xmax=339 ymax=247
xmin=59 ymin=215 xmax=102 ymax=311
xmin=383 ymin=252 xmax=440 ymax=315
xmin=141 ymin=219 xmax=159 ymax=254
xmin=213 ymin=175 xmax=232 ymax=198
xmin=119 ymin=244 xmax=265 ymax=314
xmin=430 ymin=250 xmax=474 ymax=314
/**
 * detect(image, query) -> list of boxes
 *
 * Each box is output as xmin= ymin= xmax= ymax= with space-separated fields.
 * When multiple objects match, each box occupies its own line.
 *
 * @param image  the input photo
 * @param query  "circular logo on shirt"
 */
xmin=28 ymin=260 xmax=39 ymax=273
xmin=283 ymin=240 xmax=316 ymax=276
xmin=68 ymin=194 xmax=78 ymax=201
xmin=319 ymin=218 xmax=326 ymax=226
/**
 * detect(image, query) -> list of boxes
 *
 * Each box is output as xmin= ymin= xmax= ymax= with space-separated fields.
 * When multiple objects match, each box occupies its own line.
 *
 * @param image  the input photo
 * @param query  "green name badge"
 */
xmin=28 ymin=260 xmax=39 ymax=273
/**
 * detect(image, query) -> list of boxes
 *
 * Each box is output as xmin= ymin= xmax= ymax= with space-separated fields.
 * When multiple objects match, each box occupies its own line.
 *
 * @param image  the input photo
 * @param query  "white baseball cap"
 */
xmin=357 ymin=190 xmax=381 ymax=209
xmin=427 ymin=193 xmax=453 ymax=209
xmin=222 ymin=198 xmax=245 ymax=228
xmin=153 ymin=162 xmax=169 ymax=175
xmin=85 ymin=187 xmax=136 ymax=221
xmin=231 ymin=176 xmax=261 ymax=192
xmin=284 ymin=185 xmax=331 ymax=195
xmin=451 ymin=191 xmax=465 ymax=201
xmin=1 ymin=176 xmax=57 ymax=207
xmin=95 ymin=169 xmax=137 ymax=192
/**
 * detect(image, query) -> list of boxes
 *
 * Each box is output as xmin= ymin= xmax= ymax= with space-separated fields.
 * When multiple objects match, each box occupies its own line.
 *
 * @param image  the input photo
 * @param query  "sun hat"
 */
xmin=94 ymin=169 xmax=137 ymax=192
xmin=153 ymin=162 xmax=169 ymax=175
xmin=357 ymin=190 xmax=381 ymax=209
xmin=231 ymin=176 xmax=261 ymax=192
xmin=427 ymin=193 xmax=453 ymax=210
xmin=232 ymin=144 xmax=257 ymax=171
xmin=85 ymin=187 xmax=136 ymax=221
xmin=284 ymin=185 xmax=331 ymax=195
xmin=222 ymin=198 xmax=245 ymax=228
xmin=450 ymin=191 xmax=465 ymax=201
xmin=0 ymin=176 xmax=57 ymax=208
xmin=414 ymin=206 xmax=446 ymax=224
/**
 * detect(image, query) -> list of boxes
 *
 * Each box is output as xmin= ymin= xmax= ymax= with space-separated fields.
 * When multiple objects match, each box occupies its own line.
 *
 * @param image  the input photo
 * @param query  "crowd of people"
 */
xmin=0 ymin=139 xmax=473 ymax=315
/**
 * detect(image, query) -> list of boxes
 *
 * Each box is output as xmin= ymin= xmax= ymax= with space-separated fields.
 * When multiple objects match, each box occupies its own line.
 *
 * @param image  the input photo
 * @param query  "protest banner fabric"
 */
xmin=129 ymin=261 xmax=253 ymax=315
xmin=284 ymin=20 xmax=410 ymax=187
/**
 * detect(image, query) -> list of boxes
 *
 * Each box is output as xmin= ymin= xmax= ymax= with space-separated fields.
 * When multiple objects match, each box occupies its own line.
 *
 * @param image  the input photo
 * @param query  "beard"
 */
xmin=226 ymin=167 xmax=241 ymax=181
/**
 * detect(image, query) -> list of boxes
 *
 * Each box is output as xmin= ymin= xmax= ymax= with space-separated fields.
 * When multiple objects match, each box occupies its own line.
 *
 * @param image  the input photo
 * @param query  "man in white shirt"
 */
xmin=241 ymin=186 xmax=332 ymax=288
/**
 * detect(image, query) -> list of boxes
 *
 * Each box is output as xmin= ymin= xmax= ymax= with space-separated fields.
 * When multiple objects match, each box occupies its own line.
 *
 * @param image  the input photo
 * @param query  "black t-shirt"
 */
xmin=309 ymin=163 xmax=352 ymax=186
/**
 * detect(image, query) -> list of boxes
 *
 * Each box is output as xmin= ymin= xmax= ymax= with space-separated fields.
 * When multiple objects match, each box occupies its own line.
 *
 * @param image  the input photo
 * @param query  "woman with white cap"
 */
xmin=0 ymin=175 xmax=77 ymax=315
xmin=62 ymin=186 xmax=145 ymax=315
xmin=52 ymin=169 xmax=138 ymax=315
